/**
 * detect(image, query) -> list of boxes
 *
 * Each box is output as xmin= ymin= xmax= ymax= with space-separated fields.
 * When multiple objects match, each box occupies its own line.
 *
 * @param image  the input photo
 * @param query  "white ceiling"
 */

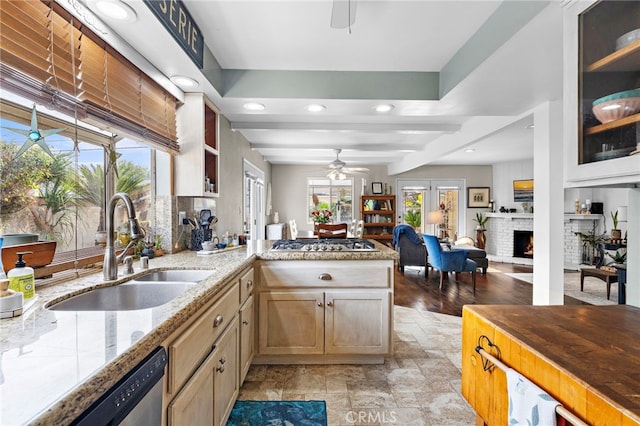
xmin=74 ymin=0 xmax=564 ymax=174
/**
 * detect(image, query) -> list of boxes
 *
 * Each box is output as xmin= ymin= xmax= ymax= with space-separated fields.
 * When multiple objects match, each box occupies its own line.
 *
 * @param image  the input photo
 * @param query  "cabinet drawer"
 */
xmin=258 ymin=260 xmax=391 ymax=289
xmin=239 ymin=267 xmax=254 ymax=304
xmin=168 ymin=283 xmax=239 ymax=394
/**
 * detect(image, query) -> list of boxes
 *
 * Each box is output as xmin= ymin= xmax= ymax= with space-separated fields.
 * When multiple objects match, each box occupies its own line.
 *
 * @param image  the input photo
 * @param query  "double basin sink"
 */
xmin=47 ymin=269 xmax=214 ymax=311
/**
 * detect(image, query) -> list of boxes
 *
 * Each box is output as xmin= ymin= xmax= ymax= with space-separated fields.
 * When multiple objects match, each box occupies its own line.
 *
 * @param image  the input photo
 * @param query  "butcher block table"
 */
xmin=462 ymin=305 xmax=640 ymax=426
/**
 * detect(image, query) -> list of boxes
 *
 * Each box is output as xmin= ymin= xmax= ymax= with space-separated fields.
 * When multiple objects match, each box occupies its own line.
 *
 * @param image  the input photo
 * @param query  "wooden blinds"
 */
xmin=0 ymin=0 xmax=178 ymax=151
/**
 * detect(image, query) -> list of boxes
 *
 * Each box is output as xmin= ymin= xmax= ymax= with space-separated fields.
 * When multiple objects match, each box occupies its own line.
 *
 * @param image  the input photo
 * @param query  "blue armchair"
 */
xmin=422 ymin=234 xmax=477 ymax=291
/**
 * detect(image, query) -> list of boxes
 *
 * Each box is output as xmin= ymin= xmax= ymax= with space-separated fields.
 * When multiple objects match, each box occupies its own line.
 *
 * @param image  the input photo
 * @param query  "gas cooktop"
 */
xmin=270 ymin=239 xmax=378 ymax=252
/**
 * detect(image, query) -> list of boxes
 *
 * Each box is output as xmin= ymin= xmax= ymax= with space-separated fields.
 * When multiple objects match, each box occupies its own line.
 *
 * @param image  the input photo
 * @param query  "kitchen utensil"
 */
xmin=199 ymin=210 xmax=212 ymax=228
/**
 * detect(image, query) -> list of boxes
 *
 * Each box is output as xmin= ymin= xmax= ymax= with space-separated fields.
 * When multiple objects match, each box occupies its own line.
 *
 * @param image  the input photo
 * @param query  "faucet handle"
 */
xmin=123 ymin=256 xmax=134 ymax=275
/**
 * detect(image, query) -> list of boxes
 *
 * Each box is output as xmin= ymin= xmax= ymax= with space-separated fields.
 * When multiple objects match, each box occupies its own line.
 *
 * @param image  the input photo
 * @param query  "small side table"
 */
xmin=580 ymin=267 xmax=618 ymax=300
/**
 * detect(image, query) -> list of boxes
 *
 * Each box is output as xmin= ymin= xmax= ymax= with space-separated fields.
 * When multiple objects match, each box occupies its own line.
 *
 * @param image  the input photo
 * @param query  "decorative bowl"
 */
xmin=616 ymin=28 xmax=640 ymax=50
xmin=592 ymin=89 xmax=640 ymax=123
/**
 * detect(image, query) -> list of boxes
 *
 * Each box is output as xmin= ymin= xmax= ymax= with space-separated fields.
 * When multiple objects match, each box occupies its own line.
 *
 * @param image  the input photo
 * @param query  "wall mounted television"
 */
xmin=513 ymin=179 xmax=533 ymax=202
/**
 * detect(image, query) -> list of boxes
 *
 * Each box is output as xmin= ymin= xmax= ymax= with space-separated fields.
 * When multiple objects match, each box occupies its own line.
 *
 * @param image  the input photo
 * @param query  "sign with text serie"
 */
xmin=144 ymin=0 xmax=204 ymax=69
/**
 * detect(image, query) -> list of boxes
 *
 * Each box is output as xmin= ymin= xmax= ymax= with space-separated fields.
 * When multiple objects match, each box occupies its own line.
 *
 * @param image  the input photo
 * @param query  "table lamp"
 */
xmin=426 ymin=210 xmax=444 ymax=237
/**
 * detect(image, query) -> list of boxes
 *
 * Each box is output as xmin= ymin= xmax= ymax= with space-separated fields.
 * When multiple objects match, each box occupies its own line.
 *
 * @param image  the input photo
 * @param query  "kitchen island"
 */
xmin=0 ymin=240 xmax=397 ymax=425
xmin=462 ymin=304 xmax=640 ymax=426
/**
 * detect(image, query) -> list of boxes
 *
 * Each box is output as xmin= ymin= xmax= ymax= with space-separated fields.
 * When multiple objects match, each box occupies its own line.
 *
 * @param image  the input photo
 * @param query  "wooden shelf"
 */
xmin=585 ymin=112 xmax=640 ymax=135
xmin=361 ymin=195 xmax=395 ymax=243
xmin=587 ymin=39 xmax=640 ymax=72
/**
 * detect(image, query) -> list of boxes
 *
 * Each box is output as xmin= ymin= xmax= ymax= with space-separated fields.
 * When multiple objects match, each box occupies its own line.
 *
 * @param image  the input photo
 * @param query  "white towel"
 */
xmin=506 ymin=368 xmax=560 ymax=426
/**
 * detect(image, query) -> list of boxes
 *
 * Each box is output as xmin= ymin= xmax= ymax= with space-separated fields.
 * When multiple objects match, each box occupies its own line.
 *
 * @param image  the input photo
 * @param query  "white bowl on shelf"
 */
xmin=616 ymin=28 xmax=640 ymax=50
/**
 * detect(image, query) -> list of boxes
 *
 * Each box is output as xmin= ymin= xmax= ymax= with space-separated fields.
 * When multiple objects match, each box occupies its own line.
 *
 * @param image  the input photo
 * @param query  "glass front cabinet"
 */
xmin=564 ymin=0 xmax=640 ymax=187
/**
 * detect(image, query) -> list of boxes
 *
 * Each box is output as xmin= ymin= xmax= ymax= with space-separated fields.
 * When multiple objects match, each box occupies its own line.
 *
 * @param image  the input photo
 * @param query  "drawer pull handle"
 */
xmin=318 ymin=273 xmax=332 ymax=281
xmin=327 ymin=301 xmax=333 ymax=307
xmin=220 ymin=356 xmax=226 ymax=364
xmin=213 ymin=315 xmax=224 ymax=328
xmin=216 ymin=365 xmax=225 ymax=373
xmin=243 ymin=320 xmax=249 ymax=325
xmin=246 ymin=280 xmax=253 ymax=288
xmin=317 ymin=302 xmax=322 ymax=307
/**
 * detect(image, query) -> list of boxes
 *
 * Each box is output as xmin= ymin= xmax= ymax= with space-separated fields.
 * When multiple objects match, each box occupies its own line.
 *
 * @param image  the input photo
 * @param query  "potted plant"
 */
xmin=153 ymin=234 xmax=164 ymax=257
xmin=610 ymin=210 xmax=622 ymax=242
xmin=574 ymin=230 xmax=607 ymax=265
xmin=473 ymin=212 xmax=489 ymax=249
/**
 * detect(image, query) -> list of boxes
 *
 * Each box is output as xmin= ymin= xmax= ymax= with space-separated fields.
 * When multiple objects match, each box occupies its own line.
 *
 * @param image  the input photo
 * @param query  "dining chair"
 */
xmin=354 ymin=220 xmax=364 ymax=238
xmin=317 ymin=223 xmax=348 ymax=238
xmin=289 ymin=219 xmax=298 ymax=239
xmin=422 ymin=233 xmax=477 ymax=291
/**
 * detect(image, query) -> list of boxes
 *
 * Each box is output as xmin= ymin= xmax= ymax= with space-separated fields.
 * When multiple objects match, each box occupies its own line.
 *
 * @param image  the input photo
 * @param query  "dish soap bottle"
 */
xmin=8 ymin=252 xmax=35 ymax=300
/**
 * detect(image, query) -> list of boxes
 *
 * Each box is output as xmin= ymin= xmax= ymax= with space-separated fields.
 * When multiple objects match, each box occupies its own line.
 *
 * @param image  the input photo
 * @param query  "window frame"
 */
xmin=306 ymin=177 xmax=354 ymax=225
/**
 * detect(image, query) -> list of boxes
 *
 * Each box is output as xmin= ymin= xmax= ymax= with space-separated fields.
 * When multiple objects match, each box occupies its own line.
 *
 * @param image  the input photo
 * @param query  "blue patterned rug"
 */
xmin=227 ymin=400 xmax=327 ymax=425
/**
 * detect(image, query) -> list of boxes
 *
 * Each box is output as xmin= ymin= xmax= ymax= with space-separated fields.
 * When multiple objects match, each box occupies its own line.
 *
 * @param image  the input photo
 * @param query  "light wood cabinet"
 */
xmin=255 ymin=260 xmax=393 ymax=363
xmin=168 ymin=317 xmax=238 ymax=426
xmin=361 ymin=195 xmax=396 ymax=243
xmin=325 ymin=291 xmax=390 ymax=355
xmin=239 ymin=294 xmax=254 ymax=383
xmin=163 ymin=265 xmax=254 ymax=426
xmin=259 ymin=291 xmax=325 ymax=355
xmin=563 ymin=0 xmax=640 ymax=187
xmin=175 ymin=93 xmax=220 ymax=196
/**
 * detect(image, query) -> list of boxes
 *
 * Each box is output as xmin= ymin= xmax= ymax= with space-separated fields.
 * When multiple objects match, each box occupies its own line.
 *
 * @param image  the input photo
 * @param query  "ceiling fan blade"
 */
xmin=330 ymin=0 xmax=357 ymax=29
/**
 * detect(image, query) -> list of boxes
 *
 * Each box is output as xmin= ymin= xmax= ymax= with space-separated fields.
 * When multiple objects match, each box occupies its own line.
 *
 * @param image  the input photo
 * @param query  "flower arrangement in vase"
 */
xmin=311 ymin=209 xmax=332 ymax=224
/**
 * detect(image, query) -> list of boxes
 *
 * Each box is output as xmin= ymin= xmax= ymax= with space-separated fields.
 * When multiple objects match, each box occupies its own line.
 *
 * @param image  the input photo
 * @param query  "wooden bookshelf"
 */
xmin=361 ymin=195 xmax=395 ymax=243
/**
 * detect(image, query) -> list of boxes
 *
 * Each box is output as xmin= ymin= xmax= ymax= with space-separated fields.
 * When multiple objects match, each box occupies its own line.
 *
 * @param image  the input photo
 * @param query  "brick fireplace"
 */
xmin=484 ymin=213 xmax=600 ymax=269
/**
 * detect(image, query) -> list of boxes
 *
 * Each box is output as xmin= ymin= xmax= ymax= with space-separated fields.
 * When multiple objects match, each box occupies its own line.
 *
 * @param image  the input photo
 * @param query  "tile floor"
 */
xmin=237 ymin=306 xmax=476 ymax=425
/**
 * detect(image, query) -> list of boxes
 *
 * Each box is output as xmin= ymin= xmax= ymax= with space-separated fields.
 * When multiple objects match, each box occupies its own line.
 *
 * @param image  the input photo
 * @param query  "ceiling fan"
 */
xmin=326 ymin=149 xmax=369 ymax=180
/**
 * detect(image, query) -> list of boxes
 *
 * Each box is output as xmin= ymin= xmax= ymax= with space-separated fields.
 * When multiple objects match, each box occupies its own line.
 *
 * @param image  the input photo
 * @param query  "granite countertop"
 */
xmin=0 ymin=239 xmax=397 ymax=425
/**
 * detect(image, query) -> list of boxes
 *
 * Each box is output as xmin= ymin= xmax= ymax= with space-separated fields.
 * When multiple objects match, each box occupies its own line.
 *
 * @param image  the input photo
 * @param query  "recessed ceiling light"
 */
xmin=90 ymin=0 xmax=137 ymax=22
xmin=170 ymin=75 xmax=199 ymax=88
xmin=305 ymin=104 xmax=326 ymax=112
xmin=374 ymin=104 xmax=394 ymax=113
xmin=464 ymin=148 xmax=475 ymax=153
xmin=243 ymin=102 xmax=265 ymax=111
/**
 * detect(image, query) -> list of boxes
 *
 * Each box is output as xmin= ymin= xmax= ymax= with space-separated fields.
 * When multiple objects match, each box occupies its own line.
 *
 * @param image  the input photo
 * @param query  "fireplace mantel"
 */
xmin=485 ymin=213 xmax=601 ymax=221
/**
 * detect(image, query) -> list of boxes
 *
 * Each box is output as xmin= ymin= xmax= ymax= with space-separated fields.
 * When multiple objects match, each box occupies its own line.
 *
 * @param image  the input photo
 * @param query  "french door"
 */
xmin=396 ymin=179 xmax=466 ymax=240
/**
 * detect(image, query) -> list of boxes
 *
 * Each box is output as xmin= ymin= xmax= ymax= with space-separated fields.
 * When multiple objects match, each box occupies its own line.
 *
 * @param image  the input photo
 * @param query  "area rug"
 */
xmin=227 ymin=400 xmax=327 ymax=426
xmin=504 ymin=272 xmax=617 ymax=305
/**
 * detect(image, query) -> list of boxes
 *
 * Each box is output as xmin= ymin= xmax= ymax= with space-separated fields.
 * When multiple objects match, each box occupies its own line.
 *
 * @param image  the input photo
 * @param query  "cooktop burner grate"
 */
xmin=270 ymin=238 xmax=378 ymax=252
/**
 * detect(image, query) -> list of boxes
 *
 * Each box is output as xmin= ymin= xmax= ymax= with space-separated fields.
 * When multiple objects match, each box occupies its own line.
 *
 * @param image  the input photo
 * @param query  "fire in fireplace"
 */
xmin=513 ymin=230 xmax=534 ymax=258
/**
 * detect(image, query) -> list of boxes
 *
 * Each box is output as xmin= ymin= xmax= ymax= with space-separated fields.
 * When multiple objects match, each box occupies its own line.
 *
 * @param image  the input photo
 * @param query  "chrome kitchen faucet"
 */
xmin=103 ymin=193 xmax=144 ymax=280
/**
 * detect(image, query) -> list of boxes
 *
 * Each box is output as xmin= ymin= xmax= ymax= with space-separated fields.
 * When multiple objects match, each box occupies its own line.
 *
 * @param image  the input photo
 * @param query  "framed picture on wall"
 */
xmin=372 ymin=182 xmax=384 ymax=194
xmin=468 ymin=187 xmax=490 ymax=208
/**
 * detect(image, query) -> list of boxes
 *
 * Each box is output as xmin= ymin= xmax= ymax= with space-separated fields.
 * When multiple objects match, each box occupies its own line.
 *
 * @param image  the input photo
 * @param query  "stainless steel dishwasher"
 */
xmin=72 ymin=347 xmax=167 ymax=425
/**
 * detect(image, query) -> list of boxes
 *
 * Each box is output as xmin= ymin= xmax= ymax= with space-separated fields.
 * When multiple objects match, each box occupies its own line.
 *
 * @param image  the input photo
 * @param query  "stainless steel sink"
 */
xmin=47 ymin=282 xmax=195 ymax=311
xmin=131 ymin=269 xmax=213 ymax=283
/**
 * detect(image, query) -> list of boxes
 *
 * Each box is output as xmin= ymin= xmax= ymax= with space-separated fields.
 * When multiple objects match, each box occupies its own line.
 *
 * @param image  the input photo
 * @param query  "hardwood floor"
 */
xmin=394 ymin=262 xmax=588 ymax=317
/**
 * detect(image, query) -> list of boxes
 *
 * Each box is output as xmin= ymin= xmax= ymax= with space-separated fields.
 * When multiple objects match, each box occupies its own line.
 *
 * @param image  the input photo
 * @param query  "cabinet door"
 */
xmin=325 ymin=291 xmax=391 ymax=355
xmin=239 ymin=294 xmax=254 ymax=384
xmin=167 ymin=350 xmax=215 ymax=426
xmin=213 ymin=317 xmax=239 ymax=426
xmin=258 ymin=291 xmax=324 ymax=355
